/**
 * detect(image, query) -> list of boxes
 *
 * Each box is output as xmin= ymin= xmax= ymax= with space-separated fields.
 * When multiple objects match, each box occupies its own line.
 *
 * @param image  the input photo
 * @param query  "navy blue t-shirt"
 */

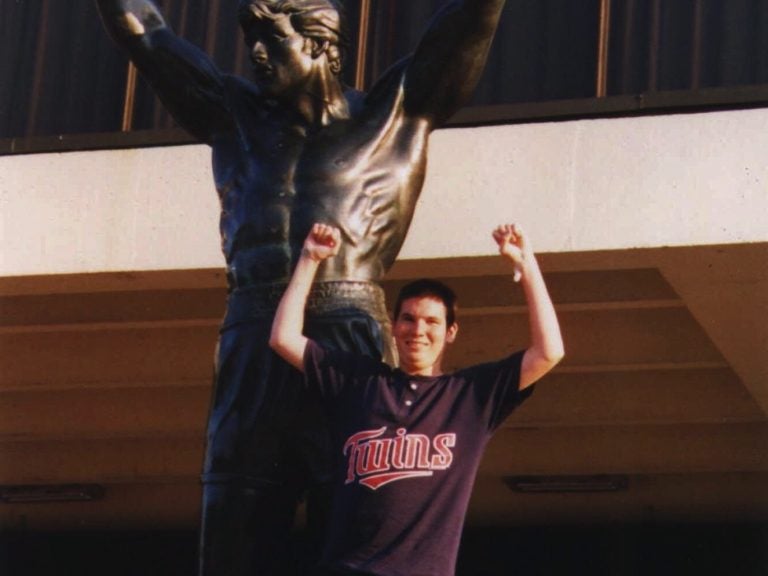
xmin=304 ymin=340 xmax=533 ymax=576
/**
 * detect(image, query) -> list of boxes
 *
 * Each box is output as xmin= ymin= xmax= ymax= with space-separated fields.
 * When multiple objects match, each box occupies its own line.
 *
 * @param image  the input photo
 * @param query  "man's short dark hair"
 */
xmin=394 ymin=279 xmax=458 ymax=327
xmin=238 ymin=0 xmax=348 ymax=74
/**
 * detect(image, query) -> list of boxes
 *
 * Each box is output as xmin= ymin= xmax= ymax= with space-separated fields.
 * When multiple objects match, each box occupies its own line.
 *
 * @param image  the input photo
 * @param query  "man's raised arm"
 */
xmin=96 ymin=0 xmax=166 ymax=41
xmin=95 ymin=0 xmax=231 ymax=141
xmin=270 ymin=224 xmax=342 ymax=372
xmin=402 ymin=0 xmax=506 ymax=127
xmin=493 ymin=224 xmax=565 ymax=390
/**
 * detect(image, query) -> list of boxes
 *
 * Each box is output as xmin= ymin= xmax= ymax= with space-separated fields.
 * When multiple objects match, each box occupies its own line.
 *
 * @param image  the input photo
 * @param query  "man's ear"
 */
xmin=305 ymin=38 xmax=342 ymax=74
xmin=306 ymin=38 xmax=329 ymax=59
xmin=446 ymin=322 xmax=459 ymax=344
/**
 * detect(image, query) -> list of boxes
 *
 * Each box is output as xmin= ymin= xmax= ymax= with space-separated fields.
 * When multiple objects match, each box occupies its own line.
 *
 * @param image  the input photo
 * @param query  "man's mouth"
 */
xmin=251 ymin=64 xmax=274 ymax=80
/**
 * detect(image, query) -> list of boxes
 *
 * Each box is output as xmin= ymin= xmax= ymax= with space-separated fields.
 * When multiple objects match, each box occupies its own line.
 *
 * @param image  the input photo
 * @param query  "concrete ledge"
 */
xmin=1 ymin=108 xmax=766 ymax=277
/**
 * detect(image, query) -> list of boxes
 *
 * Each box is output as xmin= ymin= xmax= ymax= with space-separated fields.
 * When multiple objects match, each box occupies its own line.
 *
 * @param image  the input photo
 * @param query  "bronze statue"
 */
xmin=96 ymin=1 xmax=507 ymax=574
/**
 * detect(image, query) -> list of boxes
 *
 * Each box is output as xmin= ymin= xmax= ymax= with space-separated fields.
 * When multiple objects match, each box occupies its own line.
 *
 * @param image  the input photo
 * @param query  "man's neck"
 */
xmin=293 ymin=68 xmax=349 ymax=127
xmin=401 ymin=364 xmax=444 ymax=378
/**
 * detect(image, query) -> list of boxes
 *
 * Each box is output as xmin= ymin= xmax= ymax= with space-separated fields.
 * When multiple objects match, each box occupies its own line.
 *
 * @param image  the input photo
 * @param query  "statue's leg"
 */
xmin=198 ymin=480 xmax=300 ymax=576
xmin=199 ymin=320 xmax=307 ymax=575
xmin=198 ymin=284 xmax=394 ymax=575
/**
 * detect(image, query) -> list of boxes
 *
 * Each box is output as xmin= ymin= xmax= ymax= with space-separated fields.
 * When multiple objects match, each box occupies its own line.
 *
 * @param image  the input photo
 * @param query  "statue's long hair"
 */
xmin=238 ymin=0 xmax=349 ymax=74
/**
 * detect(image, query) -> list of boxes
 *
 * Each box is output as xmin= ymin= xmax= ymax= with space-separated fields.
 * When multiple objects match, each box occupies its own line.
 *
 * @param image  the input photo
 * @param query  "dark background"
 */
xmin=2 ymin=0 xmax=768 ymax=139
xmin=2 ymin=523 xmax=767 ymax=575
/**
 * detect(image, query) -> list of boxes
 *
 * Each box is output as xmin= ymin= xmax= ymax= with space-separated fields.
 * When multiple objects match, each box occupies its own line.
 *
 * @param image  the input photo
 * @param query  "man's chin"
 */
xmin=255 ymin=83 xmax=275 ymax=96
xmin=399 ymin=352 xmax=431 ymax=368
xmin=252 ymin=76 xmax=279 ymax=95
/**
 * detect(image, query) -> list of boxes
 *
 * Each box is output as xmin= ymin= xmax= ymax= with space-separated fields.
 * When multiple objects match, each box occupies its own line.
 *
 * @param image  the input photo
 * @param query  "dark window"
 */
xmin=608 ymin=0 xmax=768 ymax=95
xmin=362 ymin=0 xmax=600 ymax=104
xmin=471 ymin=0 xmax=601 ymax=104
xmin=0 ymin=0 xmax=127 ymax=137
xmin=2 ymin=0 xmax=768 ymax=145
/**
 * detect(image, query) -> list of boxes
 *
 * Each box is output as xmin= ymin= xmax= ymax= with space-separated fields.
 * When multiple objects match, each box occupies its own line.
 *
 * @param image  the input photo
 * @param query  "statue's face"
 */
xmin=243 ymin=12 xmax=315 ymax=98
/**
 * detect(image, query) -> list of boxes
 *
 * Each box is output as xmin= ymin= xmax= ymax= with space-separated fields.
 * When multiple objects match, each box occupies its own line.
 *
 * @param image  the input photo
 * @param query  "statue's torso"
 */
xmin=214 ymin=76 xmax=430 ymax=288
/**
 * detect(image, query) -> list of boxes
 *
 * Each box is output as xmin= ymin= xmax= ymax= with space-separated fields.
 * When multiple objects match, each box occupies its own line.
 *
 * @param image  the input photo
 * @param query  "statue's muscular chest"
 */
xmin=213 ymin=113 xmax=416 ymax=246
xmin=214 ymin=124 xmax=364 ymax=216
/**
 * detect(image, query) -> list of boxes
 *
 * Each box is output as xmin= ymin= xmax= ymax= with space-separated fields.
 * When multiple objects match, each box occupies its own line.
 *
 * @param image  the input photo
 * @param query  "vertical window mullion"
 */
xmin=204 ymin=0 xmax=222 ymax=56
xmin=596 ymin=0 xmax=612 ymax=97
xmin=26 ymin=0 xmax=50 ymax=136
xmin=355 ymin=0 xmax=372 ymax=90
xmin=619 ymin=0 xmax=637 ymax=94
xmin=121 ymin=63 xmax=139 ymax=132
xmin=690 ymin=0 xmax=704 ymax=90
xmin=647 ymin=0 xmax=661 ymax=92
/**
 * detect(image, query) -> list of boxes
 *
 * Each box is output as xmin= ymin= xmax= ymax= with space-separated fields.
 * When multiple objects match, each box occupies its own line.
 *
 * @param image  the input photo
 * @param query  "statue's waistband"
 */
xmin=222 ymin=280 xmax=388 ymax=328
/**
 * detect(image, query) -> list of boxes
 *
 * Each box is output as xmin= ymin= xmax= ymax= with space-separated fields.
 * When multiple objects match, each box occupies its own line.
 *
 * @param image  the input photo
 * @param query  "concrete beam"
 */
xmin=2 ymin=108 xmax=767 ymax=277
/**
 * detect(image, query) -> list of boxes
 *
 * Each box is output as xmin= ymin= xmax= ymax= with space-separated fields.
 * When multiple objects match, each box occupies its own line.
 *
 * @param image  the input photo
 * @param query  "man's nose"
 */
xmin=251 ymin=41 xmax=267 ymax=63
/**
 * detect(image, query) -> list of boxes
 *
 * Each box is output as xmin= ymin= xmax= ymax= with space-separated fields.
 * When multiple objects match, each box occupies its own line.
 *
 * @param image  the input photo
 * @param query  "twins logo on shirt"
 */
xmin=343 ymin=427 xmax=456 ymax=490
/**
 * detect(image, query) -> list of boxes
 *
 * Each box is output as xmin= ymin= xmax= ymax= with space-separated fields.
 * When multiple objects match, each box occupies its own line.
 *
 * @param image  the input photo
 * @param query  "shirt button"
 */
xmin=410 ymin=383 xmax=418 ymax=391
xmin=405 ymin=400 xmax=413 ymax=407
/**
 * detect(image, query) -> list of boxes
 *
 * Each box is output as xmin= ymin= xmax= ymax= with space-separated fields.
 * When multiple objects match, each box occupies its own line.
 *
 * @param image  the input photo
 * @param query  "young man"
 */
xmin=95 ymin=2 xmax=511 ymax=573
xmin=270 ymin=223 xmax=564 ymax=575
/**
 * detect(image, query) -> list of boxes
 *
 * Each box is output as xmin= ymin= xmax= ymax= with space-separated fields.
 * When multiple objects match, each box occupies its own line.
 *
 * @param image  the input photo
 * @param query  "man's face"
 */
xmin=393 ymin=296 xmax=458 ymax=377
xmin=242 ymin=12 xmax=315 ymax=98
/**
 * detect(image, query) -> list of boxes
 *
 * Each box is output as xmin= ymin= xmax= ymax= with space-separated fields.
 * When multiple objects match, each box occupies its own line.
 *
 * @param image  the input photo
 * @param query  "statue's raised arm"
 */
xmin=402 ymin=0 xmax=506 ymax=127
xmin=95 ymin=0 xmax=232 ymax=141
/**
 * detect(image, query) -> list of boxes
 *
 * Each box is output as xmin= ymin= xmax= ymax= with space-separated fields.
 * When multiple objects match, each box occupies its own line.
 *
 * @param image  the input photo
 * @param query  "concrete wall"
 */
xmin=2 ymin=108 xmax=767 ymax=277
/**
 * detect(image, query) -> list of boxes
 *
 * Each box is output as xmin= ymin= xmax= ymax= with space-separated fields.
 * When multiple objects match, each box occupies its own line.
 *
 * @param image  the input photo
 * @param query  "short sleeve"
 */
xmin=467 ymin=350 xmax=533 ymax=432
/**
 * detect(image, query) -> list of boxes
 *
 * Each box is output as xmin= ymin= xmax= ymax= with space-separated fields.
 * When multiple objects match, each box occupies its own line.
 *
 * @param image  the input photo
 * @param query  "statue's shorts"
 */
xmin=198 ymin=281 xmax=393 ymax=576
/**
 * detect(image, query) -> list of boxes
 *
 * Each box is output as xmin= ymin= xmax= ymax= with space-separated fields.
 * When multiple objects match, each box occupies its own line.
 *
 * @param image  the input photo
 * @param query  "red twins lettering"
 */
xmin=343 ymin=427 xmax=456 ymax=490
